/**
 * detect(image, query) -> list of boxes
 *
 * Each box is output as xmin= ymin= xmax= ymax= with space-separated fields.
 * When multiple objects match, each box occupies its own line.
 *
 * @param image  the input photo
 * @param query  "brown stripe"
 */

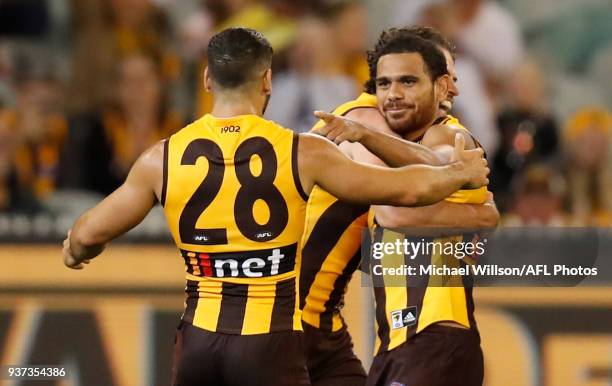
xmin=319 ymin=247 xmax=361 ymax=331
xmin=160 ymin=138 xmax=169 ymax=207
xmin=0 ymin=311 xmax=13 ymax=354
xmin=372 ymin=227 xmax=390 ymax=354
xmin=181 ymin=280 xmax=198 ymax=324
xmin=432 ymin=116 xmax=447 ymax=126
xmin=461 ymin=258 xmax=480 ymax=341
xmin=300 ymin=200 xmax=368 ymax=309
xmin=270 ymin=277 xmax=296 ymax=332
xmin=171 ymin=322 xmax=184 ymax=386
xmin=216 ymin=282 xmax=249 ymax=333
xmin=291 ymin=133 xmax=309 ymax=201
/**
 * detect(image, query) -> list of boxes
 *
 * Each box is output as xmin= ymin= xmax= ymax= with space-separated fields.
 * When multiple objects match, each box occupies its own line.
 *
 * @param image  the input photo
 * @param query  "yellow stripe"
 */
xmin=312 ymin=93 xmax=377 ymax=131
xmin=380 ymin=229 xmax=408 ymax=351
xmin=186 ymin=270 xmax=296 ymax=285
xmin=417 ymin=236 xmax=470 ymax=333
xmin=242 ymin=283 xmax=276 ymax=334
xmin=332 ymin=314 xmax=344 ymax=331
xmin=302 ymin=220 xmax=362 ymax=327
xmin=192 ymin=280 xmax=223 ymax=331
xmin=445 ymin=186 xmax=488 ymax=204
xmin=385 ymin=286 xmax=408 ymax=351
xmin=374 ymin=317 xmax=381 ymax=355
xmin=293 ymin=249 xmax=304 ymax=331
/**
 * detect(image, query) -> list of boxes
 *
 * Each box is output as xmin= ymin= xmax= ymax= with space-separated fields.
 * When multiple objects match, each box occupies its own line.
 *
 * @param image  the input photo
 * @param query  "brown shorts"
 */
xmin=303 ymin=322 xmax=367 ymax=386
xmin=366 ymin=325 xmax=483 ymax=386
xmin=173 ymin=321 xmax=310 ymax=386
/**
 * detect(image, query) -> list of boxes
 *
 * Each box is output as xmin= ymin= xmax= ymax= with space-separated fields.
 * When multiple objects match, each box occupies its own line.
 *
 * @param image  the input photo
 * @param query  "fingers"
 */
xmin=313 ymin=110 xmax=338 ymax=123
xmin=453 ymin=133 xmax=465 ymax=155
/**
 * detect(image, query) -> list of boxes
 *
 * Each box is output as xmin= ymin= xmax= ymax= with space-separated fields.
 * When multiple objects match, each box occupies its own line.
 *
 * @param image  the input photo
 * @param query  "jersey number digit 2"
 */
xmin=179 ymin=137 xmax=289 ymax=245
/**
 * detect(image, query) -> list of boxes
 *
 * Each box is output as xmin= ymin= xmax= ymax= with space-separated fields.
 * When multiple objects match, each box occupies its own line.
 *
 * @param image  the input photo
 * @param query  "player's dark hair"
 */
xmin=207 ymin=27 xmax=273 ymax=89
xmin=364 ymin=28 xmax=448 ymax=94
xmin=405 ymin=25 xmax=456 ymax=60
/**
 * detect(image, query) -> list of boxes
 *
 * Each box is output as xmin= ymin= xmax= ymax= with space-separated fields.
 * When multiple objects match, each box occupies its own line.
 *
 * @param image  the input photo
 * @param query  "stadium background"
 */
xmin=0 ymin=0 xmax=610 ymax=385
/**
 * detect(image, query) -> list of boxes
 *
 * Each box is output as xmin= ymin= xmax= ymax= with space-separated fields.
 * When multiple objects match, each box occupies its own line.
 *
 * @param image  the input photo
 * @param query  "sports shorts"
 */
xmin=303 ymin=322 xmax=367 ymax=386
xmin=366 ymin=324 xmax=483 ymax=386
xmin=173 ymin=321 xmax=310 ymax=386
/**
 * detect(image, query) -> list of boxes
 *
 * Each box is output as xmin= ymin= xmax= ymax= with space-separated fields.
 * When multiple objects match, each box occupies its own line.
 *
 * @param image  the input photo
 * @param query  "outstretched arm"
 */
xmin=297 ymin=133 xmax=488 ymax=207
xmin=312 ymin=110 xmax=445 ymax=167
xmin=376 ymin=193 xmax=500 ymax=228
xmin=63 ymin=141 xmax=164 ymax=268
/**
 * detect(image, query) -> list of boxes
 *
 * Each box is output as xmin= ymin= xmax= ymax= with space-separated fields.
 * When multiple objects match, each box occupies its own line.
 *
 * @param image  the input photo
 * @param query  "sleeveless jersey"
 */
xmin=300 ymin=93 xmax=376 ymax=332
xmin=162 ymin=114 xmax=308 ymax=335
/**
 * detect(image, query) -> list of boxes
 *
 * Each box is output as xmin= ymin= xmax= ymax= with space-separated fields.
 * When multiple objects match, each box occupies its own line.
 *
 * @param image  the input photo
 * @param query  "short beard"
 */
xmin=388 ymin=92 xmax=437 ymax=136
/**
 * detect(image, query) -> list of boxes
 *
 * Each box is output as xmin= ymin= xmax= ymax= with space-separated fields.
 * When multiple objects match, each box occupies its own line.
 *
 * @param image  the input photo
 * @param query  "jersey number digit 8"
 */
xmin=179 ymin=137 xmax=289 ymax=245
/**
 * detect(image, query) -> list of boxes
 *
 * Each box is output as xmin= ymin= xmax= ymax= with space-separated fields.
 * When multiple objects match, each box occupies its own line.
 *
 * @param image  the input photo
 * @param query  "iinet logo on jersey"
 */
xmin=181 ymin=244 xmax=297 ymax=278
xmin=214 ymin=248 xmax=284 ymax=277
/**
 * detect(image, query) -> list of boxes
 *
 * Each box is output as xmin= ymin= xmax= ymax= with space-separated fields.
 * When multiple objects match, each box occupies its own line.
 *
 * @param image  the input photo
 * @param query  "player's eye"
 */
xmin=376 ymin=80 xmax=389 ymax=88
xmin=402 ymin=79 xmax=416 ymax=86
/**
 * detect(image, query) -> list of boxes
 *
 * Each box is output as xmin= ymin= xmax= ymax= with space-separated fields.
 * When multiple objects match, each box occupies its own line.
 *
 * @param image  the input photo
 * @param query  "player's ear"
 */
xmin=262 ymin=68 xmax=272 ymax=95
xmin=435 ymin=74 xmax=449 ymax=103
xmin=204 ymin=67 xmax=213 ymax=92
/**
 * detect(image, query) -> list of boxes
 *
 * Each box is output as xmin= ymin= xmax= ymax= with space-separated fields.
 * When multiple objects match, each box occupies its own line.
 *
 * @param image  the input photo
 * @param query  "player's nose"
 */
xmin=387 ymin=82 xmax=404 ymax=100
xmin=449 ymin=82 xmax=459 ymax=98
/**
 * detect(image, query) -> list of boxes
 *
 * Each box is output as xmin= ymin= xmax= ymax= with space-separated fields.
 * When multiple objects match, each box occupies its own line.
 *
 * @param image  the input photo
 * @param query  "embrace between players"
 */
xmin=63 ymin=25 xmax=499 ymax=386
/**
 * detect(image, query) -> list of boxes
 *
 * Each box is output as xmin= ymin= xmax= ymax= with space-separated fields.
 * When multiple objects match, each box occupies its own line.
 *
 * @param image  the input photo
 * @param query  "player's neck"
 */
xmin=403 ymin=126 xmax=429 ymax=142
xmin=211 ymin=94 xmax=263 ymax=118
xmin=436 ymin=109 xmax=448 ymax=120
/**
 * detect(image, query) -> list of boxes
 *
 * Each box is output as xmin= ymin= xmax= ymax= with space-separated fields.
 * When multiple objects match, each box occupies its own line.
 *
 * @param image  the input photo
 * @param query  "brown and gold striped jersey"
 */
xmin=162 ymin=114 xmax=308 ymax=335
xmin=300 ymin=93 xmax=376 ymax=332
xmin=370 ymin=115 xmax=487 ymax=354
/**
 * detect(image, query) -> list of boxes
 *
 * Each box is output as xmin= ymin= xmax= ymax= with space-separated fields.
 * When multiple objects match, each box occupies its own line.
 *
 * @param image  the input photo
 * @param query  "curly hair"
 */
xmin=364 ymin=28 xmax=448 ymax=94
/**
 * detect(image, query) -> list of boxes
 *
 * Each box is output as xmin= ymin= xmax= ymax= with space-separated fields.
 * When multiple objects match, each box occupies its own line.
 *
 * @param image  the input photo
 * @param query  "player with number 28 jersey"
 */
xmin=162 ymin=113 xmax=308 ymax=335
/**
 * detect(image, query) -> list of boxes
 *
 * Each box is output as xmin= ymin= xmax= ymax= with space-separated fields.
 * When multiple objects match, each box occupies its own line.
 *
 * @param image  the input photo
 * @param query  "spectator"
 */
xmin=563 ymin=107 xmax=612 ymax=226
xmin=68 ymin=0 xmax=174 ymax=114
xmin=0 ymin=57 xmax=67 ymax=213
xmin=504 ymin=164 xmax=568 ymax=226
xmin=265 ymin=15 xmax=358 ymax=132
xmin=73 ymin=54 xmax=182 ymax=194
xmin=453 ymin=0 xmax=525 ymax=79
xmin=491 ymin=58 xmax=559 ymax=211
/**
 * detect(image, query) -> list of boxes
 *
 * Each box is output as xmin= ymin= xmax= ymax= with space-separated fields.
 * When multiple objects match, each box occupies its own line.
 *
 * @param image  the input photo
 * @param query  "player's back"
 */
xmin=161 ymin=114 xmax=308 ymax=335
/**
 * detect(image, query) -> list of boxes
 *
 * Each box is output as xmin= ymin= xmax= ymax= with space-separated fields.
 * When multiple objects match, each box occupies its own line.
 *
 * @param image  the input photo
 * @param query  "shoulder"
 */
xmin=344 ymin=107 xmax=390 ymax=132
xmin=133 ymin=140 xmax=165 ymax=177
xmin=423 ymin=123 xmax=477 ymax=149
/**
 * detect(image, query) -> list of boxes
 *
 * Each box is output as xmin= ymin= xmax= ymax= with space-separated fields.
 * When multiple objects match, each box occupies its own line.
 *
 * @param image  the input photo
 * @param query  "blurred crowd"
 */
xmin=0 ymin=0 xmax=610 ymax=227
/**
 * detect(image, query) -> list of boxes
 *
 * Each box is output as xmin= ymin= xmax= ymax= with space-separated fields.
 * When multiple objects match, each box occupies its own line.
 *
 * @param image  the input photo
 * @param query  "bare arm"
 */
xmin=376 ymin=193 xmax=500 ymax=228
xmin=312 ymin=110 xmax=444 ymax=167
xmin=419 ymin=124 xmax=477 ymax=163
xmin=297 ymin=133 xmax=488 ymax=207
xmin=63 ymin=141 xmax=164 ymax=267
xmin=373 ymin=124 xmax=498 ymax=228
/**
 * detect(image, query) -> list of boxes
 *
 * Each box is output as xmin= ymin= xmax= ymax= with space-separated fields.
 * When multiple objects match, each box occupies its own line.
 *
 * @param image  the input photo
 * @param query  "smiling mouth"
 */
xmin=440 ymin=100 xmax=452 ymax=112
xmin=385 ymin=105 xmax=413 ymax=113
